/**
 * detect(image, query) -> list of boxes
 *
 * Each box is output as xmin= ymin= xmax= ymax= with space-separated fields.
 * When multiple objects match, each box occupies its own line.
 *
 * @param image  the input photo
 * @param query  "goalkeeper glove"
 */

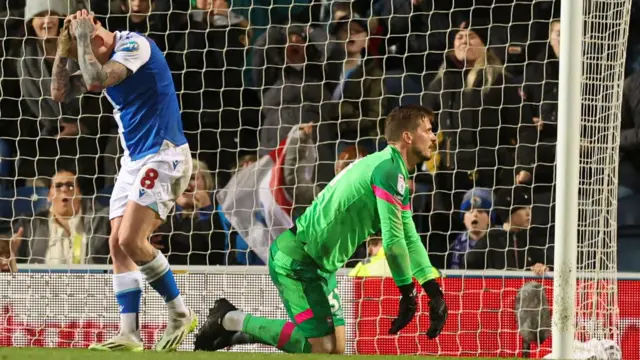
xmin=422 ymin=279 xmax=448 ymax=339
xmin=389 ymin=283 xmax=417 ymax=335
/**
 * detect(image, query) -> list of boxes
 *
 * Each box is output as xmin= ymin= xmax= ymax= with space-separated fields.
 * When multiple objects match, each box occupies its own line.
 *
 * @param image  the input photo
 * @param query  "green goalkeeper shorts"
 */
xmin=268 ymin=230 xmax=345 ymax=339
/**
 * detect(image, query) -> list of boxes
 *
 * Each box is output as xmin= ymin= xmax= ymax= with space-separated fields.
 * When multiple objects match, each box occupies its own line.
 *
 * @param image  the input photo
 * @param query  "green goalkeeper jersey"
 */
xmin=292 ymin=146 xmax=438 ymax=286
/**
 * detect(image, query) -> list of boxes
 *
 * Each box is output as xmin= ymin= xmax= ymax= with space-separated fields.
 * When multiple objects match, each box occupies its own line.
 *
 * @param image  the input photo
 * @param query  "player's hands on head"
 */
xmin=56 ymin=15 xmax=76 ymax=57
xmin=71 ymin=9 xmax=96 ymax=40
xmin=389 ymin=283 xmax=417 ymax=335
xmin=422 ymin=279 xmax=448 ymax=339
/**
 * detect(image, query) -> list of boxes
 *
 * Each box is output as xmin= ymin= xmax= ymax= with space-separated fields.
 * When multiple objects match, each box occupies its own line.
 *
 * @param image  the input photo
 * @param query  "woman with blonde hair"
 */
xmin=421 ymin=13 xmax=537 ymax=266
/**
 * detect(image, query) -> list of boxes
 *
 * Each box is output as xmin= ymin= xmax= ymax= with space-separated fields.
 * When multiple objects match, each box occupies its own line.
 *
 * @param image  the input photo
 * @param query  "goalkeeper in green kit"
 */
xmin=194 ymin=105 xmax=448 ymax=354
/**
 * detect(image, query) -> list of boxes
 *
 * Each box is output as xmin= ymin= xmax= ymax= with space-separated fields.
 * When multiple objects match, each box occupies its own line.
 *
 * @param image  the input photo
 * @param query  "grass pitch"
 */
xmin=0 ymin=348 xmax=515 ymax=360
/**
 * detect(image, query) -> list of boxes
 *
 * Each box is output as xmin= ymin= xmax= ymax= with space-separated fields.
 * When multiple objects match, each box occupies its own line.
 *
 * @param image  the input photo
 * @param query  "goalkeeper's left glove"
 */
xmin=422 ymin=279 xmax=448 ymax=339
xmin=388 ymin=283 xmax=417 ymax=335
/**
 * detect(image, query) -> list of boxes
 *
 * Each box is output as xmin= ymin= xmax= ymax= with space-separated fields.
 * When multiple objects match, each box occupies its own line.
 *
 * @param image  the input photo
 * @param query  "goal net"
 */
xmin=0 ymin=0 xmax=633 ymax=357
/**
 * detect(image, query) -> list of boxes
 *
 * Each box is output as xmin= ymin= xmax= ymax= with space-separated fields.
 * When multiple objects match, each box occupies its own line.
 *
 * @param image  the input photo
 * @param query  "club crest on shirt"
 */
xmin=120 ymin=40 xmax=139 ymax=53
xmin=397 ymin=174 xmax=405 ymax=195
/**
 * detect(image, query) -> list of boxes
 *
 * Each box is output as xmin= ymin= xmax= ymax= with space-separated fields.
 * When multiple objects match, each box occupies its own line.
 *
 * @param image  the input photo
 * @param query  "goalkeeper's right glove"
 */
xmin=422 ymin=279 xmax=448 ymax=339
xmin=389 ymin=283 xmax=417 ymax=335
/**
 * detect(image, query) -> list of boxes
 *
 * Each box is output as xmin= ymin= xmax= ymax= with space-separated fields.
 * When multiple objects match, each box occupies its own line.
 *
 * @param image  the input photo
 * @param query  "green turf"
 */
xmin=0 ymin=348 xmax=514 ymax=360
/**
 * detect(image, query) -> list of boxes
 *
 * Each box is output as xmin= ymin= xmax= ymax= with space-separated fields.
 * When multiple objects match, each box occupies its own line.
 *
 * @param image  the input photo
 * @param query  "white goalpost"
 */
xmin=0 ymin=0 xmax=635 ymax=358
xmin=551 ymin=0 xmax=583 ymax=357
xmin=553 ymin=0 xmax=631 ymax=358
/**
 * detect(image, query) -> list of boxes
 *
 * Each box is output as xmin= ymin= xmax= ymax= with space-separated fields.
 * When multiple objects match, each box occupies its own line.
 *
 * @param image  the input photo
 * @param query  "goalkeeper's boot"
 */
xmin=88 ymin=333 xmax=144 ymax=352
xmin=154 ymin=308 xmax=198 ymax=352
xmin=194 ymin=298 xmax=238 ymax=351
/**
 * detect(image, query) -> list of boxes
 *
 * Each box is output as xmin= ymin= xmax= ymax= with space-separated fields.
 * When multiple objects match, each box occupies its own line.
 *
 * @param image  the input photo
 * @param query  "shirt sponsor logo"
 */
xmin=120 ymin=40 xmax=139 ymax=53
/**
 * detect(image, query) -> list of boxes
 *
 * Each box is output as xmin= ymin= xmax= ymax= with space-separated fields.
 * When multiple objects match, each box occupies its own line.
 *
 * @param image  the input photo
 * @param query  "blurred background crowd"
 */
xmin=0 ymin=0 xmax=639 ymax=273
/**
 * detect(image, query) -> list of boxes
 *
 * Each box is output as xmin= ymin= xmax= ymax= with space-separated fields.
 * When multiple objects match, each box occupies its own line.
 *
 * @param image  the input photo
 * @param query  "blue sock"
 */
xmin=139 ymin=252 xmax=188 ymax=317
xmin=150 ymin=268 xmax=180 ymax=302
xmin=113 ymin=272 xmax=143 ymax=335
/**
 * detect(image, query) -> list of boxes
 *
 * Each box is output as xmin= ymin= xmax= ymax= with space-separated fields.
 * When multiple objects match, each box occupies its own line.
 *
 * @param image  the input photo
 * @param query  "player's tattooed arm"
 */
xmin=51 ymin=15 xmax=87 ymax=102
xmin=51 ymin=56 xmax=88 ymax=103
xmin=76 ymin=37 xmax=131 ymax=91
xmin=74 ymin=14 xmax=131 ymax=92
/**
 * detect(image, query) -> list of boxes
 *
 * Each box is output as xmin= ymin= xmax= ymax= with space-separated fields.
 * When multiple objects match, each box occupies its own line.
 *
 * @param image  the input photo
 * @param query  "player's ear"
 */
xmin=402 ymin=130 xmax=413 ymax=144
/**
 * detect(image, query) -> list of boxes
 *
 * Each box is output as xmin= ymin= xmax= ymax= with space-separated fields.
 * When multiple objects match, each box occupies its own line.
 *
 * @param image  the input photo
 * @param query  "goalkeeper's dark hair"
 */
xmin=384 ymin=105 xmax=434 ymax=142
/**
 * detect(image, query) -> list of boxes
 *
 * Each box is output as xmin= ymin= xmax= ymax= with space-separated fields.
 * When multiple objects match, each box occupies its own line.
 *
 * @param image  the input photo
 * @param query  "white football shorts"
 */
xmin=109 ymin=140 xmax=192 ymax=221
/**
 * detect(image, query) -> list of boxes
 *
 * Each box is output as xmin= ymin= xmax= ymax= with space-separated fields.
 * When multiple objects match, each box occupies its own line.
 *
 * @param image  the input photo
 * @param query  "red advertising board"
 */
xmin=354 ymin=276 xmax=638 ymax=358
xmin=1 ymin=273 xmax=638 ymax=358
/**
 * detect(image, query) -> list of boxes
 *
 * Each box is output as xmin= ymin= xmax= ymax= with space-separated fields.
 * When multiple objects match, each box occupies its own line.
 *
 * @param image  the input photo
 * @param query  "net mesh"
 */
xmin=0 ymin=0 xmax=633 ymax=357
xmin=573 ymin=0 xmax=630 ymax=344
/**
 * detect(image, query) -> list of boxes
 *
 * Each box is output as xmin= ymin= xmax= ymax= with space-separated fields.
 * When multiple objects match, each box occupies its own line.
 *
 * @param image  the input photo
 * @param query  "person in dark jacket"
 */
xmin=421 ymin=15 xmax=536 ymax=264
xmin=254 ymin=24 xmax=343 ymax=185
xmin=330 ymin=10 xmax=385 ymax=151
xmin=1 ymin=0 xmax=104 ymax=183
xmin=464 ymin=186 xmax=553 ymax=275
xmin=11 ymin=167 xmax=110 ymax=265
xmin=98 ymin=0 xmax=167 ymax=50
xmin=382 ymin=0 xmax=461 ymax=109
xmin=522 ymin=19 xmax=560 ymax=191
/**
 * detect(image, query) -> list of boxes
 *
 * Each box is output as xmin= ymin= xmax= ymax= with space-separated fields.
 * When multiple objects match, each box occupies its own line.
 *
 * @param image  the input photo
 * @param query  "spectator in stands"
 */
xmin=7 ymin=0 xmax=79 ymax=135
xmin=330 ymin=8 xmax=385 ymax=153
xmin=421 ymin=15 xmax=536 ymax=263
xmin=1 ymin=0 xmax=103 ymax=184
xmin=11 ymin=167 xmax=110 ymax=265
xmin=174 ymin=0 xmax=260 ymax=174
xmin=463 ymin=186 xmax=552 ymax=275
xmin=520 ymin=17 xmax=569 ymax=244
xmin=382 ymin=0 xmax=461 ymax=110
xmin=101 ymin=0 xmax=167 ymax=50
xmin=348 ymin=234 xmax=391 ymax=277
xmin=254 ymin=23 xmax=343 ymax=184
xmin=152 ymin=159 xmax=225 ymax=265
xmin=447 ymin=188 xmax=494 ymax=269
xmin=522 ymin=18 xmax=560 ymax=192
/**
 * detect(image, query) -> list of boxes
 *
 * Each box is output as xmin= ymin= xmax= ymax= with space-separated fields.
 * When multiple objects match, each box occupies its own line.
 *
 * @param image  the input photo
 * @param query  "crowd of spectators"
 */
xmin=0 ymin=0 xmax=638 ymax=273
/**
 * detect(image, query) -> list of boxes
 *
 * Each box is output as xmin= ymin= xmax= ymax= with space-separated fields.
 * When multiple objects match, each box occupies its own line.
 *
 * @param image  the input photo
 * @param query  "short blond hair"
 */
xmin=192 ymin=160 xmax=215 ymax=191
